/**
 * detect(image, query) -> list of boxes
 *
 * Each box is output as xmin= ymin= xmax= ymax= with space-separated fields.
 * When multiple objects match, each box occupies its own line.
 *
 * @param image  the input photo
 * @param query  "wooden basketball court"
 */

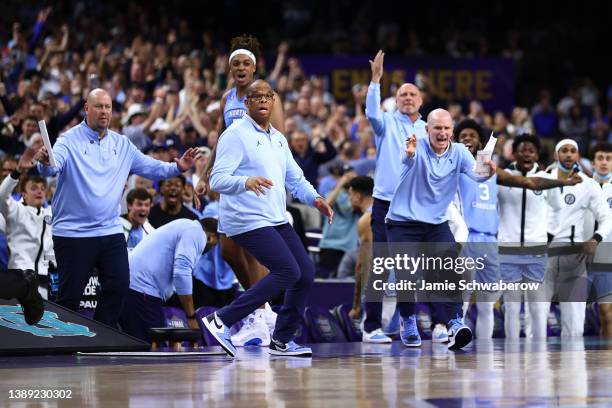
xmin=2 ymin=338 xmax=611 ymax=407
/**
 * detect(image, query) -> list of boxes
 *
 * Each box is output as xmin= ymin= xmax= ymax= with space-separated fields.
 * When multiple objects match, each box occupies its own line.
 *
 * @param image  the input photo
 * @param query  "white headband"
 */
xmin=229 ymin=49 xmax=256 ymax=65
xmin=555 ymin=138 xmax=578 ymax=153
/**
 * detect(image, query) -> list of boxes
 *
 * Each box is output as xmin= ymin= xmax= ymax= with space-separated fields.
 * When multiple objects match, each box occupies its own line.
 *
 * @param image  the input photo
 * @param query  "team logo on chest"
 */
xmin=607 ymin=197 xmax=612 ymax=208
xmin=564 ymin=193 xmax=576 ymax=205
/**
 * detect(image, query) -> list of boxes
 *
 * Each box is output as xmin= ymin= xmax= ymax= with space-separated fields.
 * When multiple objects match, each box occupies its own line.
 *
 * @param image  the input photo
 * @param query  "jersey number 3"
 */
xmin=479 ymin=184 xmax=490 ymax=201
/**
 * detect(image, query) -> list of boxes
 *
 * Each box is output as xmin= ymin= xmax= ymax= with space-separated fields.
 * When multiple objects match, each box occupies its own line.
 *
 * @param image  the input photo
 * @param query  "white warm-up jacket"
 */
xmin=0 ymin=174 xmax=54 ymax=275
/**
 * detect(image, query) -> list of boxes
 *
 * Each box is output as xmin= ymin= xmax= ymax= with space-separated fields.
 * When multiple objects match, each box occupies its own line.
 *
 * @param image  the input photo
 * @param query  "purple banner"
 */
xmin=298 ymin=55 xmax=515 ymax=114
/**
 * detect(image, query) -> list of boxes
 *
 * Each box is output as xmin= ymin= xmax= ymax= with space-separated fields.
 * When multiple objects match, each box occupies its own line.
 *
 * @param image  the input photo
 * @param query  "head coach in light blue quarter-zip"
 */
xmin=202 ymin=80 xmax=334 ymax=358
xmin=35 ymin=88 xmax=201 ymax=328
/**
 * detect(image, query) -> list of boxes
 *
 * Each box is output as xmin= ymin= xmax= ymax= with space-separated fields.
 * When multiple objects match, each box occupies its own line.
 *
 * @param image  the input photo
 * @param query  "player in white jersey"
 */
xmin=547 ymin=139 xmax=612 ymax=337
xmin=497 ymin=135 xmax=562 ymax=339
xmin=455 ymin=122 xmax=579 ymax=339
xmin=584 ymin=143 xmax=612 ymax=337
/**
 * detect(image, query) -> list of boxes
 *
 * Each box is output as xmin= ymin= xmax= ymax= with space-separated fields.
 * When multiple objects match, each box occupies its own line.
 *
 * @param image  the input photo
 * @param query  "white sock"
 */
xmin=476 ymin=302 xmax=495 ymax=339
xmin=527 ymin=301 xmax=549 ymax=339
xmin=560 ymin=302 xmax=586 ymax=337
xmin=462 ymin=301 xmax=470 ymax=318
xmin=504 ymin=301 xmax=521 ymax=339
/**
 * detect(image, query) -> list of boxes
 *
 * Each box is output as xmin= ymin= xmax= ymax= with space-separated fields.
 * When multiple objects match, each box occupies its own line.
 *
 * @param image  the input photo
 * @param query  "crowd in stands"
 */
xmin=1 ymin=2 xmax=611 ymax=305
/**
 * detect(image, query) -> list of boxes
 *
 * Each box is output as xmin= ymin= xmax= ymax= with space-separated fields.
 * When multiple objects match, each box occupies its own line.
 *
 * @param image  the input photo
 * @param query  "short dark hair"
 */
xmin=348 ymin=176 xmax=374 ymax=197
xmin=126 ymin=188 xmax=152 ymax=205
xmin=230 ymin=34 xmax=262 ymax=56
xmin=20 ymin=175 xmax=46 ymax=191
xmin=341 ymin=141 xmax=357 ymax=158
xmin=23 ymin=115 xmax=38 ymax=123
xmin=1 ymin=156 xmax=17 ymax=167
xmin=200 ymin=217 xmax=218 ymax=235
xmin=245 ymin=80 xmax=273 ymax=99
xmin=453 ymin=119 xmax=484 ymax=143
xmin=590 ymin=142 xmax=612 ymax=159
xmin=159 ymin=175 xmax=186 ymax=188
xmin=512 ymin=134 xmax=541 ymax=153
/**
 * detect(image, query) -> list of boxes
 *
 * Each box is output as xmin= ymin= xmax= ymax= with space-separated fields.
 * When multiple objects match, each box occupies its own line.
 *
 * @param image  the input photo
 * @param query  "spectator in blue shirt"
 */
xmin=318 ymin=170 xmax=360 ymax=278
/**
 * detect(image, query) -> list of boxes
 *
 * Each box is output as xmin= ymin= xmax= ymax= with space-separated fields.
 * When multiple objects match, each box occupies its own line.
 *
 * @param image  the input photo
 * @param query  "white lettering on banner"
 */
xmin=79 ymin=300 xmax=97 ymax=309
xmin=80 ymin=276 xmax=100 ymax=309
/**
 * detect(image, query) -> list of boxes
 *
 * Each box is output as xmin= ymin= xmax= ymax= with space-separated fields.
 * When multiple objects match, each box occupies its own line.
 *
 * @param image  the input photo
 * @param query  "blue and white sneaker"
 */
xmin=202 ymin=312 xmax=237 ymax=357
xmin=268 ymin=338 xmax=312 ymax=357
xmin=384 ymin=308 xmax=400 ymax=336
xmin=432 ymin=323 xmax=449 ymax=343
xmin=362 ymin=328 xmax=393 ymax=343
xmin=447 ymin=317 xmax=473 ymax=350
xmin=231 ymin=310 xmax=271 ymax=347
xmin=400 ymin=315 xmax=421 ymax=347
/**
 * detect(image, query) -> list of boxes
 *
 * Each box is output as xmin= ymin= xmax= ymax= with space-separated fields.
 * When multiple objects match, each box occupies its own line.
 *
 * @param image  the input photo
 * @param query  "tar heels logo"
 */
xmin=257 ymin=140 xmax=262 ymax=147
xmin=533 ymin=190 xmax=543 ymax=195
xmin=0 ymin=306 xmax=96 ymax=338
xmin=607 ymin=197 xmax=612 ymax=208
xmin=564 ymin=193 xmax=576 ymax=205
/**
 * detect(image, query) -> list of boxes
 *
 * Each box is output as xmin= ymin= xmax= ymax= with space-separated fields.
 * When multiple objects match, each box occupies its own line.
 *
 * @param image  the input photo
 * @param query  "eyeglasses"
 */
xmin=248 ymin=92 xmax=275 ymax=102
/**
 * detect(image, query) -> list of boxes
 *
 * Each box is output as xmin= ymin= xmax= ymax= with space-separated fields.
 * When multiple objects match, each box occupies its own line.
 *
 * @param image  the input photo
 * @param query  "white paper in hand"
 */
xmin=475 ymin=131 xmax=497 ymax=177
xmin=37 ymin=120 xmax=57 ymax=167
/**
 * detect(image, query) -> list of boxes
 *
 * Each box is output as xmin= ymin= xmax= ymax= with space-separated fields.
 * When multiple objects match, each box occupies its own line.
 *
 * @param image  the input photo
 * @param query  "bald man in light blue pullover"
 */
xmin=35 ymin=88 xmax=200 ymax=327
xmin=385 ymin=108 xmax=496 ymax=350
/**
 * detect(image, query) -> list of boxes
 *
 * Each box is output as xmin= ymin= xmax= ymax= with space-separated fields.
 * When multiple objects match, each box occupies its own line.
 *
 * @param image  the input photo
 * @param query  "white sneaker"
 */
xmin=264 ymin=303 xmax=277 ymax=334
xmin=231 ymin=310 xmax=271 ymax=347
xmin=432 ymin=324 xmax=449 ymax=343
xmin=362 ymin=328 xmax=393 ymax=343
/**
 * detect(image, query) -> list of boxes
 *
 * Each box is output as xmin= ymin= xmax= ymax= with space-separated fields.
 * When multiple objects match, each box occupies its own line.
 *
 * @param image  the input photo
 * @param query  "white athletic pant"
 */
xmin=546 ymin=254 xmax=588 ymax=337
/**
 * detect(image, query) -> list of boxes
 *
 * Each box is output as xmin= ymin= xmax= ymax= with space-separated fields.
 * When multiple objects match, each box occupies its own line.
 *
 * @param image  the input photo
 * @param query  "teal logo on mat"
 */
xmin=0 ymin=306 xmax=96 ymax=338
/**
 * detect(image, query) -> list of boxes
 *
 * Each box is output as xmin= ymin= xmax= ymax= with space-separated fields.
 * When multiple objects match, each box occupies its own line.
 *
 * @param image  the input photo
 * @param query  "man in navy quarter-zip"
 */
xmin=35 ymin=88 xmax=200 ymax=328
xmin=202 ymin=80 xmax=334 ymax=358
